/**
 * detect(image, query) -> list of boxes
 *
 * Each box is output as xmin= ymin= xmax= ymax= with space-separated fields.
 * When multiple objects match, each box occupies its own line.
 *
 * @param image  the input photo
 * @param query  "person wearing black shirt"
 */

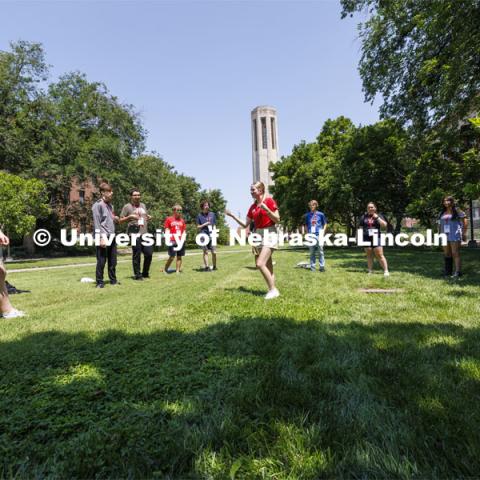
xmin=358 ymin=202 xmax=390 ymax=277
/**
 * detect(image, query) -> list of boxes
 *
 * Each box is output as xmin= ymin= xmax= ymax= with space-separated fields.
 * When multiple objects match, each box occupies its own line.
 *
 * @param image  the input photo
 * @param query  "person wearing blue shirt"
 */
xmin=196 ymin=200 xmax=217 ymax=271
xmin=304 ymin=200 xmax=328 ymax=272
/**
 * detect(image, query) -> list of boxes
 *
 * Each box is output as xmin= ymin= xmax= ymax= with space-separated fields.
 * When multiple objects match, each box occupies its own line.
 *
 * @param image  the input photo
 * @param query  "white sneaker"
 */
xmin=1 ymin=309 xmax=25 ymax=319
xmin=264 ymin=288 xmax=280 ymax=300
xmin=368 ymin=270 xmax=373 ymax=275
xmin=384 ymin=271 xmax=390 ymax=277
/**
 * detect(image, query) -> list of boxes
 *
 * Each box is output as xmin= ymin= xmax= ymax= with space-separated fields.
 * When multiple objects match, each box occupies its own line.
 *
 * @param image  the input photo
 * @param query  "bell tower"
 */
xmin=251 ymin=106 xmax=279 ymax=193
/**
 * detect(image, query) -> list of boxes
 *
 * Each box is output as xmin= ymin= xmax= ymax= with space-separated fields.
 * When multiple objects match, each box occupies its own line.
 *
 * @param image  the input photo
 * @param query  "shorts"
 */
xmin=201 ymin=239 xmax=216 ymax=252
xmin=255 ymin=227 xmax=279 ymax=250
xmin=363 ymin=237 xmax=382 ymax=249
xmin=168 ymin=244 xmax=186 ymax=257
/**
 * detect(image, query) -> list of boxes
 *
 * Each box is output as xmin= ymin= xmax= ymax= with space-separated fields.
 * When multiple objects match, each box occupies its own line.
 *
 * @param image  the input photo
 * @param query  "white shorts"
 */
xmin=255 ymin=227 xmax=279 ymax=250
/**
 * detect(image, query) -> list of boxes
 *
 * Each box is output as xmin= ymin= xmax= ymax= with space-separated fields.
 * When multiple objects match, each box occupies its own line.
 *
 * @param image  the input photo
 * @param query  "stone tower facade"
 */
xmin=251 ymin=106 xmax=279 ymax=193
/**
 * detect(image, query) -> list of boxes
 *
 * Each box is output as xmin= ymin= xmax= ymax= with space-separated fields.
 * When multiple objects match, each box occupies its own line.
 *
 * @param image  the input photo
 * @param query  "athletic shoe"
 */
xmin=96 ymin=283 xmax=105 ymax=289
xmin=264 ymin=288 xmax=280 ymax=300
xmin=383 ymin=271 xmax=390 ymax=277
xmin=134 ymin=276 xmax=144 ymax=281
xmin=204 ymin=266 xmax=210 ymax=272
xmin=212 ymin=266 xmax=217 ymax=271
xmin=310 ymin=267 xmax=315 ymax=272
xmin=1 ymin=309 xmax=26 ymax=319
xmin=452 ymin=271 xmax=462 ymax=278
xmin=142 ymin=274 xmax=150 ymax=279
xmin=319 ymin=266 xmax=325 ymax=272
xmin=110 ymin=281 xmax=121 ymax=285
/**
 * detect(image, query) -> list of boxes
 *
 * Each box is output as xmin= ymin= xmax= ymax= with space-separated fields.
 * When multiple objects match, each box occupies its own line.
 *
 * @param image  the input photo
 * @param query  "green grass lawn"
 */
xmin=1 ymin=246 xmax=480 ymax=478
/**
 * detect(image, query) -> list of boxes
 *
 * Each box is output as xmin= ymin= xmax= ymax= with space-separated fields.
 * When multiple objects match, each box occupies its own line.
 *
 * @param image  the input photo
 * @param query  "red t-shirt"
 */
xmin=247 ymin=197 xmax=278 ymax=229
xmin=164 ymin=216 xmax=186 ymax=242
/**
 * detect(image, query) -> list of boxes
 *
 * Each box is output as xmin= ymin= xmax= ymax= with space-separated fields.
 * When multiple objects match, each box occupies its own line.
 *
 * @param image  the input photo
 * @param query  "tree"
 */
xmin=0 ymin=40 xmax=49 ymax=173
xmin=340 ymin=120 xmax=411 ymax=232
xmin=271 ymin=117 xmax=358 ymax=233
xmin=127 ymin=154 xmax=229 ymax=244
xmin=341 ymin=0 xmax=480 ymax=131
xmin=0 ymin=171 xmax=50 ymax=237
xmin=271 ymin=117 xmax=411 ymax=234
xmin=406 ymin=120 xmax=480 ymax=225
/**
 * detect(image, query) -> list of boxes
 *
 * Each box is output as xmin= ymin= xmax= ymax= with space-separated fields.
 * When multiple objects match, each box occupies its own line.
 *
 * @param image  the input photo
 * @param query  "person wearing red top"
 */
xmin=163 ymin=204 xmax=187 ymax=274
xmin=226 ymin=181 xmax=281 ymax=299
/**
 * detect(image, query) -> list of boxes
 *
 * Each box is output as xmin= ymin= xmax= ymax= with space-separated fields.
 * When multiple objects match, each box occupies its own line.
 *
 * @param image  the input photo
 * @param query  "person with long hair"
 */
xmin=358 ymin=202 xmax=390 ymax=277
xmin=439 ymin=196 xmax=467 ymax=278
xmin=225 ymin=181 xmax=280 ymax=299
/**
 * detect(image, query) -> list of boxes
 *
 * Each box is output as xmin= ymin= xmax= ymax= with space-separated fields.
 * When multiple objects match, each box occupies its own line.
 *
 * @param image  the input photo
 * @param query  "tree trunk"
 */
xmin=23 ymin=234 xmax=36 ymax=256
xmin=394 ymin=215 xmax=403 ymax=235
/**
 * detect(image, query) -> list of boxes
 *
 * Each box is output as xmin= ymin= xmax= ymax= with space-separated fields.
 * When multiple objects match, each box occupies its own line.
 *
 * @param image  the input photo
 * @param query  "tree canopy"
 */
xmin=340 ymin=0 xmax=480 ymax=131
xmin=0 ymin=40 xmax=227 ymax=240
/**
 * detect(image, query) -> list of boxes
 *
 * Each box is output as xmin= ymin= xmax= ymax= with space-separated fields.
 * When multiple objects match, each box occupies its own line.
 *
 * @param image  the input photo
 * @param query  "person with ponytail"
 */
xmin=225 ymin=181 xmax=281 ymax=299
xmin=439 ymin=196 xmax=467 ymax=278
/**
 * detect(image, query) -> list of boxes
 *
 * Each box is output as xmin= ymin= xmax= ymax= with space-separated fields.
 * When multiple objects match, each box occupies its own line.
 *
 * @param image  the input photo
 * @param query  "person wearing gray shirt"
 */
xmin=92 ymin=182 xmax=119 ymax=288
xmin=119 ymin=189 xmax=153 ymax=280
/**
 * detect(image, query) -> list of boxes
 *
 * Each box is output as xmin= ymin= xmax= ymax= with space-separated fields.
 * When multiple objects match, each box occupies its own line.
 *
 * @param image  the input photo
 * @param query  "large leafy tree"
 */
xmin=40 ymin=71 xmax=146 ymax=198
xmin=407 ymin=120 xmax=480 ymax=225
xmin=0 ymin=171 xmax=50 ymax=237
xmin=272 ymin=117 xmax=411 ymax=233
xmin=0 ymin=40 xmax=229 ymax=248
xmin=340 ymin=119 xmax=411 ymax=232
xmin=0 ymin=40 xmax=49 ymax=173
xmin=341 ymin=0 xmax=480 ymax=131
xmin=271 ymin=117 xmax=357 ymax=231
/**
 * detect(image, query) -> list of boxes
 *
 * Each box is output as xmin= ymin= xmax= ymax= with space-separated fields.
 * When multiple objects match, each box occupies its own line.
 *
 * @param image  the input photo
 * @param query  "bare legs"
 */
xmin=164 ymin=256 xmax=182 ymax=273
xmin=256 ymin=247 xmax=275 ymax=291
xmin=203 ymin=250 xmax=217 ymax=269
xmin=443 ymin=242 xmax=461 ymax=275
xmin=0 ymin=264 xmax=14 ymax=314
xmin=364 ymin=247 xmax=389 ymax=273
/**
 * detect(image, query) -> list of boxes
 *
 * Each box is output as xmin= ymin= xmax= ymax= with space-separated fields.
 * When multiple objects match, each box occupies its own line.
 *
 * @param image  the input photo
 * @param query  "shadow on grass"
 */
xmin=1 ymin=318 xmax=480 ymax=478
xmin=225 ymin=286 xmax=265 ymax=296
xmin=326 ymin=247 xmax=480 ymax=286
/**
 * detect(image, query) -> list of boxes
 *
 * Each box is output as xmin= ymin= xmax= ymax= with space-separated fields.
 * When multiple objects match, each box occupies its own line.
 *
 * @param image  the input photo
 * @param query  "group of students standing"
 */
xmin=91 ymin=182 xmax=219 ymax=288
xmin=0 ymin=185 xmax=470 ymax=318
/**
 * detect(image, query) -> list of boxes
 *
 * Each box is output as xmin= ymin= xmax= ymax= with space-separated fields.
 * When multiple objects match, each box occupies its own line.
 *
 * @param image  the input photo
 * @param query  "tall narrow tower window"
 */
xmin=270 ymin=117 xmax=276 ymax=149
xmin=261 ymin=117 xmax=267 ymax=149
xmin=253 ymin=119 xmax=258 ymax=151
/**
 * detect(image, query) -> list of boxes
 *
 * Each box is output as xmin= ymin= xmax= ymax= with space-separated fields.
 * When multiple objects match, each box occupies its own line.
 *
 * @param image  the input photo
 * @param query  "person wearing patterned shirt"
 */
xmin=438 ymin=196 xmax=467 ymax=278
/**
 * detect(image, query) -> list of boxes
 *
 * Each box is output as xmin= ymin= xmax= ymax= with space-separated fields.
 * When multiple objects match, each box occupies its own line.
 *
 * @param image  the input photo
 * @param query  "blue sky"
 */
xmin=0 ymin=0 xmax=378 ymax=218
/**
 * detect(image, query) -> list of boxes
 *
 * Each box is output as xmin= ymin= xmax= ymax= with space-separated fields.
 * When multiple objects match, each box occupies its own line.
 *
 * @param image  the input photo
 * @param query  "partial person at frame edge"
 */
xmin=0 ymin=230 xmax=25 ymax=318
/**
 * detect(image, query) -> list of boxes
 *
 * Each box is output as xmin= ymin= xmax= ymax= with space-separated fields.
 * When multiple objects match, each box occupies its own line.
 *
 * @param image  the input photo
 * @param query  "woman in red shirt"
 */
xmin=226 ymin=181 xmax=281 ymax=299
